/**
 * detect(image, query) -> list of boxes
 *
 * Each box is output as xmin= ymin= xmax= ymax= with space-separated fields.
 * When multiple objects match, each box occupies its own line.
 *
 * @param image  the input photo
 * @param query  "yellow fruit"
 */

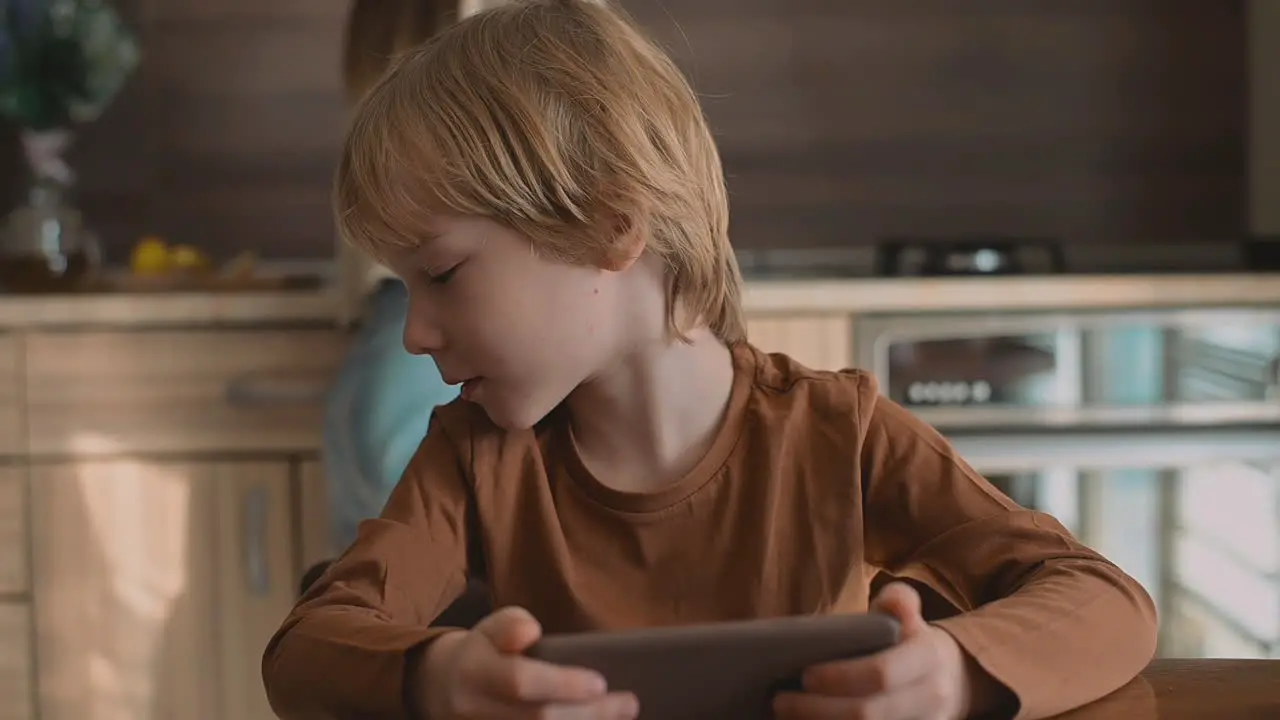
xmin=169 ymin=244 xmax=210 ymax=271
xmin=130 ymin=236 xmax=170 ymax=275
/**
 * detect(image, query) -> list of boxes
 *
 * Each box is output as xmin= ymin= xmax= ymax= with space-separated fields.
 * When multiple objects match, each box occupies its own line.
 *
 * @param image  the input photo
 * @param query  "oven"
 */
xmin=854 ymin=307 xmax=1280 ymax=659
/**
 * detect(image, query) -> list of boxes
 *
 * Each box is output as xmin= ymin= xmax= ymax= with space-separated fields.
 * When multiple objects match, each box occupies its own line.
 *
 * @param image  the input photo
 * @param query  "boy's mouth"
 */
xmin=460 ymin=377 xmax=483 ymax=401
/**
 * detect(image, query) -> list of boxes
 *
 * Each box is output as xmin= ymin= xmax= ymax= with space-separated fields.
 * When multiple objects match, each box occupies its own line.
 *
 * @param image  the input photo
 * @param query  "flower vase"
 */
xmin=0 ymin=128 xmax=101 ymax=293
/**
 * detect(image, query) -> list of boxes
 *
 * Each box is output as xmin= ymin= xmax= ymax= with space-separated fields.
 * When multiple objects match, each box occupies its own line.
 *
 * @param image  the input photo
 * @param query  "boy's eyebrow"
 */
xmin=410 ymin=231 xmax=450 ymax=258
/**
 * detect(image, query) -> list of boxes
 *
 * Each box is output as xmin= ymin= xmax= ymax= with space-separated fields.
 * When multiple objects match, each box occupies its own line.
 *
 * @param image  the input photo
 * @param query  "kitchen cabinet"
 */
xmin=296 ymin=459 xmax=333 ymax=574
xmin=0 ymin=466 xmax=26 ymax=598
xmin=0 ymin=323 xmax=348 ymax=720
xmin=30 ymin=459 xmax=296 ymax=720
xmin=0 ymin=466 xmax=32 ymax=720
xmin=23 ymin=329 xmax=346 ymax=456
xmin=746 ymin=313 xmax=854 ymax=370
xmin=0 ymin=335 xmax=24 ymax=457
xmin=0 ymin=602 xmax=33 ymax=720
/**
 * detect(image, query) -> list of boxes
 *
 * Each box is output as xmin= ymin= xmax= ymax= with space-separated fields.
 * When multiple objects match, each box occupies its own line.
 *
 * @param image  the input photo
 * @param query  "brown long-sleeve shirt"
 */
xmin=262 ymin=344 xmax=1158 ymax=719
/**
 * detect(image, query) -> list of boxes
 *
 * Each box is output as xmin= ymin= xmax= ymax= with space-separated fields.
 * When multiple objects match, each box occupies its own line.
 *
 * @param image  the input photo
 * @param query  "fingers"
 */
xmin=465 ymin=608 xmax=612 ymax=705
xmin=768 ymin=681 xmax=921 ymax=717
xmin=802 ymin=632 xmax=938 ymax=697
xmin=869 ymin=582 xmax=926 ymax=633
xmin=774 ymin=677 xmax=945 ymax=720
xmin=472 ymin=653 xmax=609 ymax=704
xmin=452 ymin=608 xmax=639 ymax=718
xmin=538 ymin=693 xmax=640 ymax=719
xmin=787 ymin=624 xmax=966 ymax=720
xmin=473 ymin=606 xmax=544 ymax=654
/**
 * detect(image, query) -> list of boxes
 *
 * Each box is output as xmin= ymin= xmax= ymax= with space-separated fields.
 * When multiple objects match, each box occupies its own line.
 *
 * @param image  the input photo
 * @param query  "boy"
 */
xmin=263 ymin=2 xmax=1158 ymax=719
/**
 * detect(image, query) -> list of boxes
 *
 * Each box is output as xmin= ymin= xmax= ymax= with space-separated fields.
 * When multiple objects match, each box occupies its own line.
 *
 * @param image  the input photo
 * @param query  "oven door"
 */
xmin=950 ymin=427 xmax=1280 ymax=660
xmin=853 ymin=307 xmax=1280 ymax=430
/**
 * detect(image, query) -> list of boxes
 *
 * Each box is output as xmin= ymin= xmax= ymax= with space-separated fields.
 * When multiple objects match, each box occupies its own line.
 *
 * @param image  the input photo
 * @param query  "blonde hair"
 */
xmin=335 ymin=0 xmax=746 ymax=343
xmin=342 ymin=0 xmax=454 ymax=103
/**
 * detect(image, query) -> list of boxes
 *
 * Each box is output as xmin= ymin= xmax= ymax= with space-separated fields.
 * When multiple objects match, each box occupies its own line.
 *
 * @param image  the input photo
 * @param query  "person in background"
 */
xmin=324 ymin=0 xmax=461 ymax=558
xmin=316 ymin=0 xmax=495 ymax=629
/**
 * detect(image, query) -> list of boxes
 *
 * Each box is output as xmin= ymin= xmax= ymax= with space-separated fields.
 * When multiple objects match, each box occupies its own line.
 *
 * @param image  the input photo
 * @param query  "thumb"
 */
xmin=870 ymin=581 xmax=928 ymax=636
xmin=472 ymin=606 xmax=543 ymax=654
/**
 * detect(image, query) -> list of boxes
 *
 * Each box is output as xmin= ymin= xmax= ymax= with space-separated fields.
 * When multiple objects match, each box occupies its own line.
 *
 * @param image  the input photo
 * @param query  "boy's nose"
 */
xmin=402 ymin=322 xmax=444 ymax=356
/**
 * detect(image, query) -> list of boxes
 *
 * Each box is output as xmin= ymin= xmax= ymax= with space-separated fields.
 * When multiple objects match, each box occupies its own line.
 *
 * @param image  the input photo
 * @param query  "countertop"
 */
xmin=1 ymin=273 xmax=1279 ymax=329
xmin=0 ymin=286 xmax=339 ymax=329
xmin=741 ymin=273 xmax=1280 ymax=314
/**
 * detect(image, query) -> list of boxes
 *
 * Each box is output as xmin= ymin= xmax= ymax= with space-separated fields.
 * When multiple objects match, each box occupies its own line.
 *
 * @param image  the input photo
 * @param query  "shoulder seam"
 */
xmin=752 ymin=365 xmax=873 ymax=396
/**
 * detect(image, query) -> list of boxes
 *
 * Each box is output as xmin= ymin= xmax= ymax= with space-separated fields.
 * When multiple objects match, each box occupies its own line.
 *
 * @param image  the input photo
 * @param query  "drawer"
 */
xmin=0 ymin=469 xmax=26 ymax=596
xmin=0 ymin=335 xmax=22 ymax=457
xmin=0 ymin=603 xmax=33 ymax=720
xmin=746 ymin=314 xmax=854 ymax=371
xmin=25 ymin=329 xmax=349 ymax=456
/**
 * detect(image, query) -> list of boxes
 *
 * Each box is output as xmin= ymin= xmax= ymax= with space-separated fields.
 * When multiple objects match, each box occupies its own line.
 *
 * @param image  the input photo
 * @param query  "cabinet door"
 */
xmin=0 ymin=466 xmax=33 ymax=720
xmin=746 ymin=314 xmax=854 ymax=371
xmin=30 ymin=459 xmax=296 ymax=720
xmin=0 ymin=466 xmax=27 ymax=598
xmin=0 ymin=605 xmax=32 ymax=720
xmin=0 ymin=334 xmax=23 ymax=457
xmin=296 ymin=459 xmax=333 ymax=571
xmin=213 ymin=463 xmax=298 ymax=720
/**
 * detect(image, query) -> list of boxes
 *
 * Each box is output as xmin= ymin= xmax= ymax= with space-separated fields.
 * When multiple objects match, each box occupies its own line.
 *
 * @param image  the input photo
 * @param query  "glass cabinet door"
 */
xmin=1167 ymin=461 xmax=1279 ymax=659
xmin=953 ymin=433 xmax=1280 ymax=659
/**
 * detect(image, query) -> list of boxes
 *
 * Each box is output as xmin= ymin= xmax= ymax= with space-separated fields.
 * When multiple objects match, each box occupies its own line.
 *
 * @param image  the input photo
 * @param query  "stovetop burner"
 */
xmin=732 ymin=236 xmax=1280 ymax=280
xmin=876 ymin=237 xmax=1066 ymax=277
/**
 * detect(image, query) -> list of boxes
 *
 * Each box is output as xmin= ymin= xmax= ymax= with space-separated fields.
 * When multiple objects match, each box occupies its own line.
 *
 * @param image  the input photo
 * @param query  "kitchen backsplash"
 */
xmin=1251 ymin=0 xmax=1279 ymax=235
xmin=0 ymin=0 xmax=1255 ymax=263
xmin=634 ymin=0 xmax=1249 ymax=250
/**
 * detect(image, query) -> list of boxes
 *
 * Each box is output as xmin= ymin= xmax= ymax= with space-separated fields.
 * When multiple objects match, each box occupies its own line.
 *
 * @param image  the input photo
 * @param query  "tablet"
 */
xmin=526 ymin=612 xmax=900 ymax=719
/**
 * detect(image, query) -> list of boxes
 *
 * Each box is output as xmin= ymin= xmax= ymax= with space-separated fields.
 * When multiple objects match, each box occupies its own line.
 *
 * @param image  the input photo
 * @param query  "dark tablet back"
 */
xmin=526 ymin=612 xmax=901 ymax=720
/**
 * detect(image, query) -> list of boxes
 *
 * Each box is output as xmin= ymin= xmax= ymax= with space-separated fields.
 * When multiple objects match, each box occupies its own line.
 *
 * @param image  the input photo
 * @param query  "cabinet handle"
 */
xmin=225 ymin=372 xmax=329 ymax=407
xmin=244 ymin=485 xmax=270 ymax=596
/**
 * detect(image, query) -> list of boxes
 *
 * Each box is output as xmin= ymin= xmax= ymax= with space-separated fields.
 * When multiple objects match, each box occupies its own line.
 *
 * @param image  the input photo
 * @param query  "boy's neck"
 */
xmin=566 ymin=327 xmax=736 ymax=495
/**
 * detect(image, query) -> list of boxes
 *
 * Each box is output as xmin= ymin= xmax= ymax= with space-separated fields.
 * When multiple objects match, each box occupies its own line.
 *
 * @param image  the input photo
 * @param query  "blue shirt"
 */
xmin=322 ymin=281 xmax=460 ymax=553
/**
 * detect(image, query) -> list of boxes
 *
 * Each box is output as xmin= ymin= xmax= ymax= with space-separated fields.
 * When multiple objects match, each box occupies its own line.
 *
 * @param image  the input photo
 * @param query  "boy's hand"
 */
xmin=775 ymin=582 xmax=1005 ymax=720
xmin=418 ymin=606 xmax=640 ymax=720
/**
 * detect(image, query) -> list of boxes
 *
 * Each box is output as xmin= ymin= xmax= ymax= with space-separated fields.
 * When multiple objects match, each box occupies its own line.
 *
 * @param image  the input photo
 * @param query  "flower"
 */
xmin=0 ymin=0 xmax=139 ymax=131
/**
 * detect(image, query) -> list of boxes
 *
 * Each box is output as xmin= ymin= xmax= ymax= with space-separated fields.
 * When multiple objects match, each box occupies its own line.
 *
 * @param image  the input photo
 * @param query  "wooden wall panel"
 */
xmin=1250 ymin=0 xmax=1280 ymax=234
xmin=0 ymin=0 xmax=1252 ymax=261
xmin=625 ymin=0 xmax=1249 ymax=249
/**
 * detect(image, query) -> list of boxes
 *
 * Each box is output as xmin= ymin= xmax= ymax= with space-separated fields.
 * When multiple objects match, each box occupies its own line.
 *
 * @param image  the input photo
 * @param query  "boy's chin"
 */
xmin=471 ymin=395 xmax=554 ymax=432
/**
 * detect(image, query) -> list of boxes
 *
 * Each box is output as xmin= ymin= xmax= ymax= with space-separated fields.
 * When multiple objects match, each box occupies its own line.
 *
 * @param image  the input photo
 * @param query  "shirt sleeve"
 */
xmin=262 ymin=410 xmax=477 ymax=719
xmin=855 ymin=375 xmax=1159 ymax=720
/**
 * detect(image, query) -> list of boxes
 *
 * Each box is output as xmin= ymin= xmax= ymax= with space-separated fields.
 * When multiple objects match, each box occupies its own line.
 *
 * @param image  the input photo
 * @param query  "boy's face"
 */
xmin=382 ymin=214 xmax=629 ymax=430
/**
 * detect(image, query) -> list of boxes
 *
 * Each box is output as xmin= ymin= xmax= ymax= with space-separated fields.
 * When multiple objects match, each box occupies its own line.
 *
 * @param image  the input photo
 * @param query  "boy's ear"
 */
xmin=597 ymin=212 xmax=647 ymax=272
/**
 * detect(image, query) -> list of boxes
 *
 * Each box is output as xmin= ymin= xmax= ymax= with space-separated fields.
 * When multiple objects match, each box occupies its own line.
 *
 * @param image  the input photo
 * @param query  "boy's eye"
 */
xmin=424 ymin=263 xmax=460 ymax=285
